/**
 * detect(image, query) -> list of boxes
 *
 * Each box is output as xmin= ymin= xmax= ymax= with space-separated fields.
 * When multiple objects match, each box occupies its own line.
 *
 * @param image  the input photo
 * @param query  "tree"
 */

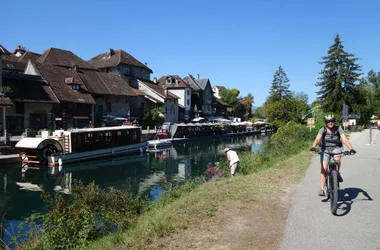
xmin=356 ymin=69 xmax=380 ymax=121
xmin=140 ymin=107 xmax=164 ymax=127
xmin=219 ymin=88 xmax=240 ymax=107
xmin=241 ymin=93 xmax=254 ymax=118
xmin=269 ymin=66 xmax=291 ymax=102
xmin=316 ymin=34 xmax=362 ymax=112
xmin=220 ymin=88 xmax=240 ymax=116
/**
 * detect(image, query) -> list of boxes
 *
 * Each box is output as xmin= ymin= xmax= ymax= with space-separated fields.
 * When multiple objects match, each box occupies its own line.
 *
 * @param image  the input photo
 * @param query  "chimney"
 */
xmin=72 ymin=64 xmax=77 ymax=71
xmin=153 ymin=77 xmax=157 ymax=83
xmin=109 ymin=48 xmax=115 ymax=56
xmin=197 ymin=74 xmax=200 ymax=79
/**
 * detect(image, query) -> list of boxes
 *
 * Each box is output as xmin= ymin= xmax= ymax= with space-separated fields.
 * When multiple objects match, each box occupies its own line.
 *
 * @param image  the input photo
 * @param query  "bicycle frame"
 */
xmin=319 ymin=150 xmax=350 ymax=215
xmin=325 ymin=155 xmax=339 ymax=199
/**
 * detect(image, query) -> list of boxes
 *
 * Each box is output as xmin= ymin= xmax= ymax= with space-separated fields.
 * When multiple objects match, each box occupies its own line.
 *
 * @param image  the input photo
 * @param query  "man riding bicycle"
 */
xmin=310 ymin=114 xmax=356 ymax=196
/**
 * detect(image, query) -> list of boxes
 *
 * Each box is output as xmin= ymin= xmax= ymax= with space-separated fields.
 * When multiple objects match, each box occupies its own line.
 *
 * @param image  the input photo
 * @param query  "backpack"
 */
xmin=320 ymin=126 xmax=342 ymax=148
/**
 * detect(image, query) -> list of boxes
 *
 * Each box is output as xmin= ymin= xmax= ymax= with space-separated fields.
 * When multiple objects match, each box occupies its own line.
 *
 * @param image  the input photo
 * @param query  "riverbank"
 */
xmin=83 ymin=149 xmax=313 ymax=250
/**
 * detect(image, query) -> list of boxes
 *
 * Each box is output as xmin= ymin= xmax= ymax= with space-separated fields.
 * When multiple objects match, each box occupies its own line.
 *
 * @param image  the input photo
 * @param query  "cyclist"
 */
xmin=310 ymin=114 xmax=356 ymax=196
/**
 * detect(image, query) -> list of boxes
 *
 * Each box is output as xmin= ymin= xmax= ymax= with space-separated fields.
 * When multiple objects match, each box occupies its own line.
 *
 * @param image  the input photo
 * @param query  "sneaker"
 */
xmin=318 ymin=189 xmax=325 ymax=196
xmin=338 ymin=172 xmax=343 ymax=183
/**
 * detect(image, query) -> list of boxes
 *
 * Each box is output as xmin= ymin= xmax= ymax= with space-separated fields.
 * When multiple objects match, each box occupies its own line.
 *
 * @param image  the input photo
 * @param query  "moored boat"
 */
xmin=15 ymin=125 xmax=147 ymax=167
xmin=147 ymin=132 xmax=172 ymax=150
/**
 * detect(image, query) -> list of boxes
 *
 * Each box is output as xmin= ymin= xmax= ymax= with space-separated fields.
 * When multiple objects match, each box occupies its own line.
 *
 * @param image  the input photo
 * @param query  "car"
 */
xmin=101 ymin=115 xmax=127 ymax=126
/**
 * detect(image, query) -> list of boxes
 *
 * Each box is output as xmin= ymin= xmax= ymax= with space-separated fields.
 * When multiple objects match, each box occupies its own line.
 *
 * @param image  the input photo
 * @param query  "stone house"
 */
xmin=25 ymin=47 xmax=137 ymax=128
xmin=88 ymin=49 xmax=153 ymax=117
xmin=156 ymin=75 xmax=191 ymax=122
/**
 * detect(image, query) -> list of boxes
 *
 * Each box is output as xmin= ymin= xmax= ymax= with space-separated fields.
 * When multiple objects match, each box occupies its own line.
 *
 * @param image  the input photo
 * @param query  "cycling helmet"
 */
xmin=324 ymin=114 xmax=335 ymax=123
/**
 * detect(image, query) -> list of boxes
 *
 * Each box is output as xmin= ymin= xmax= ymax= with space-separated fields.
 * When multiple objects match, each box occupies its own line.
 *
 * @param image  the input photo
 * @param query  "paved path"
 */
xmin=281 ymin=128 xmax=380 ymax=250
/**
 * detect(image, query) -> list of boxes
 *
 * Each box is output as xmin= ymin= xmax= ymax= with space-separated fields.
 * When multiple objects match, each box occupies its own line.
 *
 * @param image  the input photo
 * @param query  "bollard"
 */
xmin=369 ymin=127 xmax=373 ymax=144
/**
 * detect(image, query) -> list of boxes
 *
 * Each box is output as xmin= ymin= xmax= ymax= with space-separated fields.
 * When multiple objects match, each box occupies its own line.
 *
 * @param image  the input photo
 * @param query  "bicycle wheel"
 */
xmin=330 ymin=169 xmax=339 ymax=215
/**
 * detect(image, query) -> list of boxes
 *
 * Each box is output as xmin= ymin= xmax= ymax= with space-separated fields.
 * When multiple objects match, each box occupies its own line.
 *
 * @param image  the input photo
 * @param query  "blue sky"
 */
xmin=2 ymin=0 xmax=380 ymax=106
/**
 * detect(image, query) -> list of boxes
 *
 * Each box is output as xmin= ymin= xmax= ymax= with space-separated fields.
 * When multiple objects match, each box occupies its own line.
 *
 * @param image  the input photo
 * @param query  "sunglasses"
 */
xmin=326 ymin=121 xmax=335 ymax=123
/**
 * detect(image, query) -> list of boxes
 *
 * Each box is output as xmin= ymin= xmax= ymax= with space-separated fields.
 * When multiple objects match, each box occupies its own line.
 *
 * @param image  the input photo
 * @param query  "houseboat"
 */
xmin=15 ymin=125 xmax=147 ymax=167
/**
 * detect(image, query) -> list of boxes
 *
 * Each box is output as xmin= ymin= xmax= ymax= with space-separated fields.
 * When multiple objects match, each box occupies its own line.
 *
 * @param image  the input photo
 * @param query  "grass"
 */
xmin=84 ymin=148 xmax=313 ymax=250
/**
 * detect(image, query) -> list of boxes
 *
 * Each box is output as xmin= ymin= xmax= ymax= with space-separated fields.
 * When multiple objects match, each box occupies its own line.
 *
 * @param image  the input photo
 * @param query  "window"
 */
xmin=71 ymin=84 xmax=80 ymax=90
xmin=107 ymin=103 xmax=112 ymax=112
xmin=15 ymin=102 xmax=24 ymax=114
xmin=124 ymin=68 xmax=131 ymax=75
xmin=187 ymin=89 xmax=190 ymax=95
xmin=187 ymin=99 xmax=190 ymax=105
xmin=165 ymin=107 xmax=167 ymax=113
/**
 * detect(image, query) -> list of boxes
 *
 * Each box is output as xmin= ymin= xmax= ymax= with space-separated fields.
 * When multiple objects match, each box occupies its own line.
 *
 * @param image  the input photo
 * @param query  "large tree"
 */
xmin=316 ymin=34 xmax=362 ymax=112
xmin=240 ymin=93 xmax=254 ymax=118
xmin=356 ymin=69 xmax=380 ymax=121
xmin=269 ymin=66 xmax=291 ymax=102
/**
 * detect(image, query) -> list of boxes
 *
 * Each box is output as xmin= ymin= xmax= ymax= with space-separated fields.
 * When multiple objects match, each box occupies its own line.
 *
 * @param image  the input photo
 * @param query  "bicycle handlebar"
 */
xmin=316 ymin=151 xmax=351 ymax=156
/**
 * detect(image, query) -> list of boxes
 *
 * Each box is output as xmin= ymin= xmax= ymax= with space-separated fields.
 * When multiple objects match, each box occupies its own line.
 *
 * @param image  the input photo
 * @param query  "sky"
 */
xmin=2 ymin=0 xmax=380 ymax=107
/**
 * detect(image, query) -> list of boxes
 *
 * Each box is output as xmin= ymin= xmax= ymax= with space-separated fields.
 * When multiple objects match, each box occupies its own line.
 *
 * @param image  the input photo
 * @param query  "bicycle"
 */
xmin=318 ymin=150 xmax=351 ymax=215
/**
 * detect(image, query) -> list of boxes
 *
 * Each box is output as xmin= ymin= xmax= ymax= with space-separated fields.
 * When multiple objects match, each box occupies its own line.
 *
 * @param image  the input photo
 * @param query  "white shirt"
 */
xmin=227 ymin=150 xmax=240 ymax=166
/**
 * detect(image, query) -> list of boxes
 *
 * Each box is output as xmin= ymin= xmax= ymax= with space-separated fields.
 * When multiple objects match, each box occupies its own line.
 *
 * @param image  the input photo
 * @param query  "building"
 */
xmin=184 ymin=74 xmax=214 ymax=118
xmin=156 ymin=75 xmax=191 ymax=122
xmin=137 ymin=79 xmax=179 ymax=123
xmin=88 ymin=49 xmax=153 ymax=117
xmin=212 ymin=85 xmax=226 ymax=99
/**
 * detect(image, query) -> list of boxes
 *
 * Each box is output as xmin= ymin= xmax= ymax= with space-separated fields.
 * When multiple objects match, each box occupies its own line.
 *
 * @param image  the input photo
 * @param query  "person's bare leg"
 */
xmin=320 ymin=162 xmax=328 ymax=190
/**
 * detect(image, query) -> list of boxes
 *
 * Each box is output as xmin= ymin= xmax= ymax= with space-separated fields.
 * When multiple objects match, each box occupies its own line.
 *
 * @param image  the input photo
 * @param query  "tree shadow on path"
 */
xmin=335 ymin=187 xmax=373 ymax=216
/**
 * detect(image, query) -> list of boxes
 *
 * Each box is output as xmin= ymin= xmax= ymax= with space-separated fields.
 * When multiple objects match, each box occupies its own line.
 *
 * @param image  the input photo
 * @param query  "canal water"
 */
xmin=0 ymin=134 xmax=270 ymax=245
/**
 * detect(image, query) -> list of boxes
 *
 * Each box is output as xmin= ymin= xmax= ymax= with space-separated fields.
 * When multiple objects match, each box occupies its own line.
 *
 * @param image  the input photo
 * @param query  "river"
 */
xmin=0 ymin=133 xmax=270 ymax=245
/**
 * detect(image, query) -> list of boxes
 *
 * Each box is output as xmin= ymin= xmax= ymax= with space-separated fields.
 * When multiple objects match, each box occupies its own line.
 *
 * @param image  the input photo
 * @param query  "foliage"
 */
xmin=269 ymin=65 xmax=291 ymax=102
xmin=316 ymin=34 xmax=362 ymax=113
xmin=260 ymin=66 xmax=310 ymax=128
xmin=240 ymin=93 xmax=254 ymax=118
xmin=219 ymin=88 xmax=240 ymax=107
xmin=356 ymin=69 xmax=380 ymax=123
xmin=270 ymin=121 xmax=314 ymax=152
xmin=140 ymin=107 xmax=165 ymax=127
xmin=219 ymin=88 xmax=254 ymax=118
xmin=0 ymin=86 xmax=13 ymax=93
xmin=23 ymin=182 xmax=144 ymax=250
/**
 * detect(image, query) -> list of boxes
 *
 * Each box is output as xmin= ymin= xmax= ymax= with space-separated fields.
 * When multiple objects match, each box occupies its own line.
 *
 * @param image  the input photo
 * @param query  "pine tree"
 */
xmin=316 ymin=34 xmax=362 ymax=112
xmin=269 ymin=66 xmax=291 ymax=101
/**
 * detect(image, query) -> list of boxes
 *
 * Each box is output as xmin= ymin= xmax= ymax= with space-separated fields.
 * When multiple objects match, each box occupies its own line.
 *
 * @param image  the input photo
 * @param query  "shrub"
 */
xmin=25 ymin=182 xmax=144 ymax=250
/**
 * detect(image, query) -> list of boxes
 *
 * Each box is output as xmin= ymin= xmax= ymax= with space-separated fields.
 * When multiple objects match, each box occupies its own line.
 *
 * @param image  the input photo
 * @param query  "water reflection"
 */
xmin=0 ymin=134 xmax=269 ymax=244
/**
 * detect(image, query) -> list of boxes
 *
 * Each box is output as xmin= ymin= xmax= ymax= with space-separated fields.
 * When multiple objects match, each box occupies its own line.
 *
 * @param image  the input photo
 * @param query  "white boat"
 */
xmin=15 ymin=125 xmax=147 ymax=167
xmin=147 ymin=132 xmax=172 ymax=150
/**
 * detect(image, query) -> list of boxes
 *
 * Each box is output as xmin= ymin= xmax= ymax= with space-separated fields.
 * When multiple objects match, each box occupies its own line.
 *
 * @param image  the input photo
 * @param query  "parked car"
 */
xmin=101 ymin=115 xmax=128 ymax=126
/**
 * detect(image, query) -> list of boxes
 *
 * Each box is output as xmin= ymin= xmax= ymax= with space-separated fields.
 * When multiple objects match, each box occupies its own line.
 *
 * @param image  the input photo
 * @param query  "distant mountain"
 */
xmin=252 ymin=106 xmax=259 ymax=112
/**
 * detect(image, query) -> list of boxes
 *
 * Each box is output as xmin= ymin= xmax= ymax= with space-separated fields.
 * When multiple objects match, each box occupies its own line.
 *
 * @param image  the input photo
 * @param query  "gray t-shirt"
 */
xmin=318 ymin=126 xmax=344 ymax=149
